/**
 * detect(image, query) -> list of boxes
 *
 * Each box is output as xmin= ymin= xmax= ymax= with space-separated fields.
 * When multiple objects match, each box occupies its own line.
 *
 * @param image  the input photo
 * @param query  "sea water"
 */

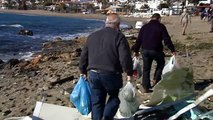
xmin=0 ymin=12 xmax=104 ymax=61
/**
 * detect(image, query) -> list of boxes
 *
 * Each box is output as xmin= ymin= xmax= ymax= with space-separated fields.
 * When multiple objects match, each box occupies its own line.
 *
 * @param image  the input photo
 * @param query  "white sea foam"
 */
xmin=20 ymin=52 xmax=34 ymax=61
xmin=0 ymin=24 xmax=24 ymax=28
xmin=58 ymin=33 xmax=90 ymax=40
xmin=0 ymin=51 xmax=35 ymax=62
xmin=20 ymin=14 xmax=38 ymax=17
xmin=84 ymin=18 xmax=104 ymax=23
xmin=30 ymin=32 xmax=92 ymax=41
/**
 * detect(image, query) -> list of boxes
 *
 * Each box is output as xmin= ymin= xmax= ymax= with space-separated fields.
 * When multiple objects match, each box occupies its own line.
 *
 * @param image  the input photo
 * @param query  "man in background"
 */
xmin=133 ymin=13 xmax=176 ymax=93
xmin=79 ymin=13 xmax=133 ymax=120
xmin=209 ymin=6 xmax=213 ymax=33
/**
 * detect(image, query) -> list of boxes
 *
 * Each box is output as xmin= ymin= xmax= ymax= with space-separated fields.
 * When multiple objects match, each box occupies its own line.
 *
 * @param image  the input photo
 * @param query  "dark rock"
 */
xmin=27 ymin=71 xmax=38 ymax=77
xmin=0 ymin=59 xmax=4 ymax=64
xmin=46 ymin=94 xmax=52 ymax=97
xmin=53 ymin=37 xmax=62 ymax=41
xmin=7 ymin=59 xmax=20 ymax=66
xmin=47 ymin=56 xmax=59 ymax=61
xmin=3 ymin=109 xmax=12 ymax=116
xmin=18 ymin=29 xmax=33 ymax=36
xmin=69 ymin=61 xmax=79 ymax=66
xmin=20 ymin=108 xmax=27 ymax=113
xmin=50 ymin=76 xmax=74 ymax=86
xmin=75 ymin=48 xmax=82 ymax=53
xmin=56 ymin=97 xmax=62 ymax=101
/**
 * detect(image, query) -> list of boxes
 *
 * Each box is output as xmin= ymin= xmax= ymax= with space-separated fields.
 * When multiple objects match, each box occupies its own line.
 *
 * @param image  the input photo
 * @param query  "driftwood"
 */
xmin=50 ymin=76 xmax=74 ymax=86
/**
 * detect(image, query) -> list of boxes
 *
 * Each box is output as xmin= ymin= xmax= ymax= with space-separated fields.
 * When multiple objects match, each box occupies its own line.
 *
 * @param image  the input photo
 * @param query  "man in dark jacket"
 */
xmin=209 ymin=6 xmax=213 ymax=33
xmin=133 ymin=13 xmax=176 ymax=93
xmin=79 ymin=13 xmax=133 ymax=120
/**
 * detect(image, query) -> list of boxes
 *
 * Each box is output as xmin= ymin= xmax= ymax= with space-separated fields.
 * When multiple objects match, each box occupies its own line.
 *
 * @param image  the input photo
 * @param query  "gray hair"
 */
xmin=105 ymin=14 xmax=121 ymax=29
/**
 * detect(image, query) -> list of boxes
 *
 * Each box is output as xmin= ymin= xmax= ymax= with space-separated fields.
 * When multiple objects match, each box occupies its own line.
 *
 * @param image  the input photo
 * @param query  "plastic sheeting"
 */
xmin=147 ymin=67 xmax=195 ymax=106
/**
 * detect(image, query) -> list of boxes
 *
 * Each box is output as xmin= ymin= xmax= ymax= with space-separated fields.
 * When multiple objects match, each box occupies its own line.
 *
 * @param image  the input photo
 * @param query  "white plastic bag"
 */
xmin=119 ymin=82 xmax=140 ymax=117
xmin=162 ymin=55 xmax=178 ymax=75
xmin=133 ymin=57 xmax=140 ymax=70
xmin=132 ymin=57 xmax=142 ymax=78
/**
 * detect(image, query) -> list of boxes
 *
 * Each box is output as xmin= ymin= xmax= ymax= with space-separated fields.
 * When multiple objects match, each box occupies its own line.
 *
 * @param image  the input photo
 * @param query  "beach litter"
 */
xmin=118 ymin=82 xmax=140 ymax=118
xmin=4 ymin=68 xmax=212 ymax=120
xmin=116 ymin=67 xmax=213 ymax=120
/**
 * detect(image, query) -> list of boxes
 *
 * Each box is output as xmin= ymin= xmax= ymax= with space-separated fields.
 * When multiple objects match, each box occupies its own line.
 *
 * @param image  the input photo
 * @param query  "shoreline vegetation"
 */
xmin=0 ymin=9 xmax=212 ymax=119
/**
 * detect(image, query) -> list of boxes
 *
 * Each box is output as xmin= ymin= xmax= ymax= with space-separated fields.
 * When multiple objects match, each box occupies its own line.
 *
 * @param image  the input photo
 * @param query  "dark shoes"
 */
xmin=102 ymin=117 xmax=113 ymax=120
xmin=209 ymin=31 xmax=213 ymax=33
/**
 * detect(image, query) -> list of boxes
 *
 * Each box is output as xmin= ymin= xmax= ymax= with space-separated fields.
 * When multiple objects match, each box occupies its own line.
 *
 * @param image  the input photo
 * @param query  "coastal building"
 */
xmin=198 ymin=0 xmax=213 ymax=4
xmin=135 ymin=1 xmax=145 ymax=10
xmin=0 ymin=0 xmax=8 ymax=9
xmin=134 ymin=0 xmax=167 ymax=11
xmin=148 ymin=0 xmax=161 ymax=9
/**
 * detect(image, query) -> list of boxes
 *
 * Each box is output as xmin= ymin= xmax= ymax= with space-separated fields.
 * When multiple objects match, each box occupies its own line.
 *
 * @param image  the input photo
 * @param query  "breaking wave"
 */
xmin=0 ymin=24 xmax=24 ymax=28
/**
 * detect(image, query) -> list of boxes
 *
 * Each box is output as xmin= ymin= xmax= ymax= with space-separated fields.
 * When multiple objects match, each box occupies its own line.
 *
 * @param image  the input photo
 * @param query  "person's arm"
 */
xmin=162 ymin=25 xmax=176 ymax=54
xmin=118 ymin=35 xmax=133 ymax=79
xmin=79 ymin=39 xmax=89 ymax=75
xmin=180 ymin=13 xmax=183 ymax=24
xmin=133 ymin=28 xmax=143 ymax=56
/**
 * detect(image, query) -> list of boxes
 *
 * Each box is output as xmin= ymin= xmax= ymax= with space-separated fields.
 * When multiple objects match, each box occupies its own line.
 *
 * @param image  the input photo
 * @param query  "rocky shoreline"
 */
xmin=0 ymin=37 xmax=87 ymax=118
xmin=0 ymin=30 xmax=212 ymax=119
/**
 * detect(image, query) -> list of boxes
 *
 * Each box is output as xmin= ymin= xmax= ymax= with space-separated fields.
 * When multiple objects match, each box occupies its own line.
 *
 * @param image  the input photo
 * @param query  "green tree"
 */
xmin=158 ymin=3 xmax=169 ymax=9
xmin=17 ymin=0 xmax=27 ymax=10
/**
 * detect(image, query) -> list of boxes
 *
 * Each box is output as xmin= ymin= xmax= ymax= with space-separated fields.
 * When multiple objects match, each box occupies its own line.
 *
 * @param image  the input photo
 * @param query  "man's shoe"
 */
xmin=102 ymin=116 xmax=113 ymax=120
xmin=209 ymin=31 xmax=213 ymax=33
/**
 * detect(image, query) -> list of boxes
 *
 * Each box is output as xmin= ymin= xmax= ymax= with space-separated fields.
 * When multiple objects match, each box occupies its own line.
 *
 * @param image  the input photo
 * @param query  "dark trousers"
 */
xmin=210 ymin=18 xmax=213 ymax=31
xmin=142 ymin=50 xmax=165 ymax=89
xmin=88 ymin=71 xmax=123 ymax=120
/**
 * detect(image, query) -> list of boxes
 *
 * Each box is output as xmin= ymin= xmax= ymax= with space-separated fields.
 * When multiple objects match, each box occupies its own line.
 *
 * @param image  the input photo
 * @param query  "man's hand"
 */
xmin=172 ymin=52 xmax=176 ymax=56
xmin=133 ymin=52 xmax=139 ymax=57
xmin=80 ymin=73 xmax=87 ymax=79
xmin=127 ymin=76 xmax=132 ymax=81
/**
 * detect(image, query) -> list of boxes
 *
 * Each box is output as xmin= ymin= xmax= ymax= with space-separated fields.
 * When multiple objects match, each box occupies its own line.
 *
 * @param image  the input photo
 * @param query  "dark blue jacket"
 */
xmin=134 ymin=20 xmax=175 ymax=53
xmin=79 ymin=27 xmax=133 ymax=76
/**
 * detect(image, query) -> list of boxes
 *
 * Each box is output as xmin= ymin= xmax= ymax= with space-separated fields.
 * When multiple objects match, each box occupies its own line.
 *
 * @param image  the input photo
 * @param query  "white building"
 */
xmin=198 ymin=0 xmax=213 ymax=4
xmin=135 ymin=1 xmax=145 ymax=10
xmin=147 ymin=0 xmax=161 ymax=9
xmin=0 ymin=0 xmax=8 ymax=9
xmin=134 ymin=0 xmax=164 ymax=11
xmin=118 ymin=0 xmax=128 ymax=3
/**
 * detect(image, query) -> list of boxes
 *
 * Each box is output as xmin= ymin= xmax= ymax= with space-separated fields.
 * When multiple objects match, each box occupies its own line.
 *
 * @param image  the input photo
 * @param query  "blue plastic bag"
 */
xmin=70 ymin=76 xmax=91 ymax=115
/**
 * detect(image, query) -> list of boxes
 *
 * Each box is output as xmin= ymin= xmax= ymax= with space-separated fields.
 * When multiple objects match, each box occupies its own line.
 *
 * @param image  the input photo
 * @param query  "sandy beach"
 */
xmin=0 ymin=9 xmax=212 ymax=119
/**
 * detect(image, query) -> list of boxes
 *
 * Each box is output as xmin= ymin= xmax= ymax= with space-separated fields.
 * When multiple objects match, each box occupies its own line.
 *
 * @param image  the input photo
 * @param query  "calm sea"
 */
xmin=0 ymin=12 xmax=104 ymax=61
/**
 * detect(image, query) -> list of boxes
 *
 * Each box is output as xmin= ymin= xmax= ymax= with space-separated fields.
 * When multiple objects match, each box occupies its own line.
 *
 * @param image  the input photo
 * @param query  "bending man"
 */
xmin=133 ymin=13 xmax=176 ymax=93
